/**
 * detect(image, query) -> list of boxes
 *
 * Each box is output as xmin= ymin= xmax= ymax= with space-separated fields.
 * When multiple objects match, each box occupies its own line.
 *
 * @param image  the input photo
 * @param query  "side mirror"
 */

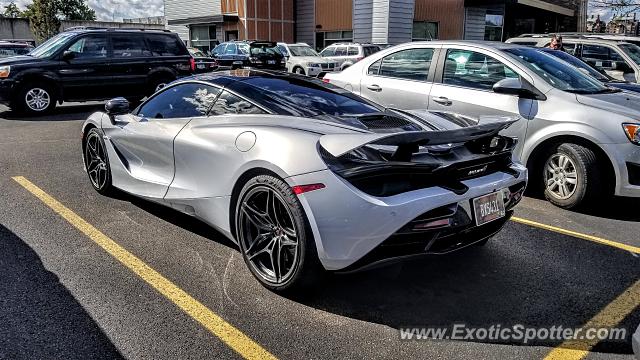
xmin=105 ymin=97 xmax=130 ymax=124
xmin=492 ymin=78 xmax=544 ymax=100
xmin=62 ymin=50 xmax=75 ymax=61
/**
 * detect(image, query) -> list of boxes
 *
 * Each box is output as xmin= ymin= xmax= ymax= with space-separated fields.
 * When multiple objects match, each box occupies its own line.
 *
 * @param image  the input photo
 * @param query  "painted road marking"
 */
xmin=512 ymin=216 xmax=640 ymax=254
xmin=544 ymin=279 xmax=640 ymax=360
xmin=12 ymin=176 xmax=277 ymax=360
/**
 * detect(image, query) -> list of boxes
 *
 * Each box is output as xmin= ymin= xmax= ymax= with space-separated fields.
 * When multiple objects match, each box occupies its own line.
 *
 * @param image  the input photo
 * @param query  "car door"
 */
xmin=103 ymin=82 xmax=221 ymax=198
xmin=359 ymin=46 xmax=437 ymax=109
xmin=109 ymin=33 xmax=152 ymax=97
xmin=428 ymin=47 xmax=534 ymax=159
xmin=57 ymin=33 xmax=112 ymax=101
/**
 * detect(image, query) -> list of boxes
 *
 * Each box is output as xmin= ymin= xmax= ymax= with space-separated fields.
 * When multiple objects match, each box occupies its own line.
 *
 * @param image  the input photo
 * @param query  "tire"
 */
xmin=14 ymin=82 xmax=57 ymax=115
xmin=293 ymin=67 xmax=305 ymax=75
xmin=235 ymin=174 xmax=323 ymax=293
xmin=542 ymin=143 xmax=602 ymax=209
xmin=147 ymin=75 xmax=174 ymax=96
xmin=83 ymin=128 xmax=115 ymax=196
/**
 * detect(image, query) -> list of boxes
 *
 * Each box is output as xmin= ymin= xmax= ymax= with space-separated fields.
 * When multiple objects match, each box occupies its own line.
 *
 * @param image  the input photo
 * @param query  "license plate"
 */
xmin=233 ymin=60 xmax=243 ymax=65
xmin=267 ymin=60 xmax=276 ymax=64
xmin=472 ymin=191 xmax=506 ymax=226
xmin=197 ymin=64 xmax=205 ymax=69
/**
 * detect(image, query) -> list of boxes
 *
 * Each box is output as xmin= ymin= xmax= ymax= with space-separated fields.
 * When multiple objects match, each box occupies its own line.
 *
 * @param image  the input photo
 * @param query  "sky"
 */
xmin=0 ymin=0 xmax=164 ymax=21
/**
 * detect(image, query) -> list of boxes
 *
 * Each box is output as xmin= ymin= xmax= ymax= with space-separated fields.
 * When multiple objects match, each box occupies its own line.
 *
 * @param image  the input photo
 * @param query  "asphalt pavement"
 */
xmin=0 ymin=103 xmax=638 ymax=360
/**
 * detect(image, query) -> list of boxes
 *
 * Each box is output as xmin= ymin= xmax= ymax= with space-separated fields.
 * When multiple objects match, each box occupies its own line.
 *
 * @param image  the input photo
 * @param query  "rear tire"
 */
xmin=542 ymin=143 xmax=601 ymax=209
xmin=235 ymin=174 xmax=324 ymax=293
xmin=14 ymin=82 xmax=57 ymax=115
xmin=84 ymin=128 xmax=115 ymax=196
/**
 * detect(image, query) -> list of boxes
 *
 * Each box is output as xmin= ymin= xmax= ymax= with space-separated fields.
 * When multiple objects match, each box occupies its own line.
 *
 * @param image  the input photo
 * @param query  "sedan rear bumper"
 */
xmin=287 ymin=163 xmax=528 ymax=271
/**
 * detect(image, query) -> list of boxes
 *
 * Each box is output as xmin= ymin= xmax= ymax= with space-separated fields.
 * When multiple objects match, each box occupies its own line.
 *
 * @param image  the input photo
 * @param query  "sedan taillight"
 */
xmin=189 ymin=57 xmax=196 ymax=71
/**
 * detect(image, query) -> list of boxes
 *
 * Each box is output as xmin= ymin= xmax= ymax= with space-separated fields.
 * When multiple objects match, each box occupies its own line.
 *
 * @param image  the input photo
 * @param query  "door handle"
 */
xmin=367 ymin=84 xmax=382 ymax=92
xmin=432 ymin=96 xmax=452 ymax=106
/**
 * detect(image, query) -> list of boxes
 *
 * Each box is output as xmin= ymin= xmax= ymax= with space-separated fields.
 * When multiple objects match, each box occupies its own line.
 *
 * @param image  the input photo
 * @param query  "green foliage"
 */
xmin=2 ymin=2 xmax=22 ymax=18
xmin=23 ymin=0 xmax=97 ymax=42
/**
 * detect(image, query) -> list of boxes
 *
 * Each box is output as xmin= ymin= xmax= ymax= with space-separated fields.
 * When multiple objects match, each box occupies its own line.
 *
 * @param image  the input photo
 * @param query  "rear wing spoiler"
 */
xmin=319 ymin=118 xmax=518 ymax=157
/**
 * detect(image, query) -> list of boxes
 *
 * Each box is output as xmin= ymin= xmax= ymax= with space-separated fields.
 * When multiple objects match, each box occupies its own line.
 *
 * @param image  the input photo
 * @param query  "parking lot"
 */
xmin=0 ymin=103 xmax=638 ymax=360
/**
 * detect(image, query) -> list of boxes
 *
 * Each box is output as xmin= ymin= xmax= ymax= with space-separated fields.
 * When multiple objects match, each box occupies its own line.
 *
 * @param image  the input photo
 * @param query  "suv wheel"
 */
xmin=16 ymin=82 xmax=56 ymax=114
xmin=542 ymin=143 xmax=602 ymax=209
xmin=294 ymin=67 xmax=305 ymax=75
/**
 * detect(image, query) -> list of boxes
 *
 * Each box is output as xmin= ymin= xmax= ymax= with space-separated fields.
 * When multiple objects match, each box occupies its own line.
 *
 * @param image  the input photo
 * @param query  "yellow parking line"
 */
xmin=544 ymin=279 xmax=640 ymax=360
xmin=12 ymin=176 xmax=277 ymax=360
xmin=511 ymin=216 xmax=640 ymax=254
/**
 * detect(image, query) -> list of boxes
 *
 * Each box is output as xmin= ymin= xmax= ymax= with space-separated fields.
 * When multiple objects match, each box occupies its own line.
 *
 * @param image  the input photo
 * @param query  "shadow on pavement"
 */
xmin=0 ymin=103 xmax=105 ymax=121
xmin=526 ymin=190 xmax=640 ymax=222
xmin=0 ymin=224 xmax=123 ymax=360
xmin=297 ymin=222 xmax=640 ymax=354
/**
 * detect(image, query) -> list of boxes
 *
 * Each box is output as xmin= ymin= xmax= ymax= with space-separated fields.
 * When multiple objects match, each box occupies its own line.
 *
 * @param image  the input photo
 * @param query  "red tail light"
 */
xmin=292 ymin=183 xmax=325 ymax=195
xmin=189 ymin=57 xmax=196 ymax=71
xmin=322 ymin=78 xmax=330 ymax=83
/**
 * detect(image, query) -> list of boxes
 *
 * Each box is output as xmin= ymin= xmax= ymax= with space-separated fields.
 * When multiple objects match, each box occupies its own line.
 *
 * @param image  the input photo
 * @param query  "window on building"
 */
xmin=443 ymin=49 xmax=518 ymax=91
xmin=190 ymin=25 xmax=217 ymax=53
xmin=320 ymin=30 xmax=353 ymax=48
xmin=484 ymin=13 xmax=504 ymax=41
xmin=413 ymin=21 xmax=438 ymax=41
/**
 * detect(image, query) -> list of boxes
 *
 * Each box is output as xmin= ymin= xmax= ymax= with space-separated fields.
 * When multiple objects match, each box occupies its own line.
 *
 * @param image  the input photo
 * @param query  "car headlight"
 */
xmin=623 ymin=123 xmax=640 ymax=145
xmin=0 ymin=65 xmax=10 ymax=78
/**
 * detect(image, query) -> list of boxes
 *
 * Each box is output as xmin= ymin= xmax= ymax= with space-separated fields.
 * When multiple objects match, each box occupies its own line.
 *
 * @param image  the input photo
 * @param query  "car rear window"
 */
xmin=363 ymin=46 xmax=379 ymax=56
xmin=145 ymin=34 xmax=186 ymax=56
xmin=113 ymin=35 xmax=151 ymax=57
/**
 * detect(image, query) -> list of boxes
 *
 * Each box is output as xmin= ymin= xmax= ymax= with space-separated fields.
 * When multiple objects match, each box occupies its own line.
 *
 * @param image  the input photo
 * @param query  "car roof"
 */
xmin=62 ymin=27 xmax=174 ymax=35
xmin=408 ymin=40 xmax=528 ymax=50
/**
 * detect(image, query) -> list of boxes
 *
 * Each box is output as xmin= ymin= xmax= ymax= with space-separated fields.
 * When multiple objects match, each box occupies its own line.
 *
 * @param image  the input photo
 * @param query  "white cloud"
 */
xmin=0 ymin=0 xmax=164 ymax=21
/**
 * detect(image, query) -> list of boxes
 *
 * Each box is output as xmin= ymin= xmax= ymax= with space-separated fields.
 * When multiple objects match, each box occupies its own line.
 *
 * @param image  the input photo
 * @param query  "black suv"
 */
xmin=0 ymin=27 xmax=193 ymax=114
xmin=211 ymin=41 xmax=285 ymax=70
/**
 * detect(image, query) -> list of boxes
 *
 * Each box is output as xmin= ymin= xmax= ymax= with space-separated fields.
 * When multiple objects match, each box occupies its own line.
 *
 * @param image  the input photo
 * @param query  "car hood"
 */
xmin=0 ymin=55 xmax=46 ymax=66
xmin=575 ymin=91 xmax=640 ymax=118
xmin=293 ymin=56 xmax=333 ymax=64
xmin=608 ymin=82 xmax=640 ymax=94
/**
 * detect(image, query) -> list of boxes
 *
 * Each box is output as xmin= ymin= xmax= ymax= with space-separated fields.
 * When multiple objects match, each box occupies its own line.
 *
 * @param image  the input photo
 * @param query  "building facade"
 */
xmin=164 ymin=0 xmax=587 ymax=51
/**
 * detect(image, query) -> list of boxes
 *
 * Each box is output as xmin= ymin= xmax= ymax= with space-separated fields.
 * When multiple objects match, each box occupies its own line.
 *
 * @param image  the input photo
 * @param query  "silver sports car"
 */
xmin=81 ymin=70 xmax=528 ymax=292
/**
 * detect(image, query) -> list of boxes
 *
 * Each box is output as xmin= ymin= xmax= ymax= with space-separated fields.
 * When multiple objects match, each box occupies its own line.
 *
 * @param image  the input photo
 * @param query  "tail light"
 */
xmin=322 ymin=78 xmax=330 ymax=83
xmin=189 ymin=57 xmax=196 ymax=71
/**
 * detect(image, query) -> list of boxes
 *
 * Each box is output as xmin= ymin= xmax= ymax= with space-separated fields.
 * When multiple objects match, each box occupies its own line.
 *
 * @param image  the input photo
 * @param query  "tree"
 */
xmin=23 ymin=0 xmax=96 ymax=42
xmin=3 ymin=2 xmax=22 ymax=18
xmin=57 ymin=0 xmax=96 ymax=21
xmin=591 ymin=0 xmax=640 ymax=16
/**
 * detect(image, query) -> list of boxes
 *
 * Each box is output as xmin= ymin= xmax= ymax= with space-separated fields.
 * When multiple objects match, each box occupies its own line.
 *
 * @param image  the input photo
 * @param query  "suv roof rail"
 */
xmin=63 ymin=26 xmax=172 ymax=33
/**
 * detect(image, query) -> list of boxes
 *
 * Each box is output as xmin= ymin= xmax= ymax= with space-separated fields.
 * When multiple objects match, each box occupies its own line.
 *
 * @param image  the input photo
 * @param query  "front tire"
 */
xmin=542 ymin=143 xmax=601 ymax=209
xmin=15 ymin=82 xmax=57 ymax=115
xmin=84 ymin=128 xmax=115 ymax=196
xmin=293 ymin=67 xmax=305 ymax=75
xmin=235 ymin=175 xmax=323 ymax=293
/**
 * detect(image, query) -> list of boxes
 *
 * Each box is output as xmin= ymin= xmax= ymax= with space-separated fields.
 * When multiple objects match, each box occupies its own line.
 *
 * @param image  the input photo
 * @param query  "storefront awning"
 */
xmin=167 ymin=14 xmax=238 ymax=26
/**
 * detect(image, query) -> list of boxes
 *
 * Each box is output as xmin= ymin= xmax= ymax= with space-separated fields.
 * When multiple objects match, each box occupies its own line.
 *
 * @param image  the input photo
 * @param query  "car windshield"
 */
xmin=29 ymin=32 xmax=77 ymax=58
xmin=619 ymin=43 xmax=640 ymax=65
xmin=539 ymin=49 xmax=610 ymax=82
xmin=249 ymin=43 xmax=281 ymax=56
xmin=288 ymin=45 xmax=319 ymax=57
xmin=232 ymin=76 xmax=383 ymax=119
xmin=504 ymin=48 xmax=612 ymax=94
xmin=189 ymin=49 xmax=207 ymax=57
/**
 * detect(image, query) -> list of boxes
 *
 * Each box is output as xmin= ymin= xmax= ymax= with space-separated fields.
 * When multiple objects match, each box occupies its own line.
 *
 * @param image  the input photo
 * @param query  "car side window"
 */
xmin=368 ymin=59 xmax=382 ymax=75
xmin=66 ymin=35 xmax=108 ymax=59
xmin=334 ymin=46 xmax=347 ymax=56
xmin=212 ymin=44 xmax=226 ymax=56
xmin=209 ymin=91 xmax=266 ymax=115
xmin=563 ymin=43 xmax=577 ymax=56
xmin=320 ymin=47 xmax=335 ymax=56
xmin=376 ymin=48 xmax=434 ymax=81
xmin=348 ymin=46 xmax=358 ymax=56
xmin=277 ymin=45 xmax=289 ymax=56
xmin=443 ymin=49 xmax=518 ymax=90
xmin=582 ymin=44 xmax=610 ymax=61
xmin=225 ymin=43 xmax=237 ymax=55
xmin=112 ymin=35 xmax=151 ymax=57
xmin=145 ymin=34 xmax=185 ymax=56
xmin=137 ymin=83 xmax=221 ymax=119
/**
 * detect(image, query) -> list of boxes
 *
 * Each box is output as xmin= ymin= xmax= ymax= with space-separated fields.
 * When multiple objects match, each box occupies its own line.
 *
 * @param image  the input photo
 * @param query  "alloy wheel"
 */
xmin=85 ymin=132 xmax=108 ymax=190
xmin=544 ymin=153 xmax=578 ymax=200
xmin=238 ymin=186 xmax=300 ymax=285
xmin=25 ymin=88 xmax=50 ymax=112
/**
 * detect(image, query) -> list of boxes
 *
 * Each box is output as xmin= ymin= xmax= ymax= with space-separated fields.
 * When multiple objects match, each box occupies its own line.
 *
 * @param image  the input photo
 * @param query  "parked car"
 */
xmin=538 ymin=48 xmax=640 ymax=94
xmin=0 ymin=27 xmax=193 ymax=114
xmin=276 ymin=42 xmax=338 ymax=77
xmin=319 ymin=43 xmax=380 ymax=70
xmin=188 ymin=47 xmax=217 ymax=73
xmin=0 ymin=41 xmax=33 ymax=58
xmin=81 ymin=69 xmax=527 ymax=292
xmin=506 ymin=35 xmax=640 ymax=83
xmin=324 ymin=41 xmax=640 ymax=208
xmin=211 ymin=41 xmax=285 ymax=70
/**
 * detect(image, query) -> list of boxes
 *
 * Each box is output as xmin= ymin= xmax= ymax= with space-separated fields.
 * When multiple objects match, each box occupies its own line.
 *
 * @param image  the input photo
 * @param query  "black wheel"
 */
xmin=84 ymin=128 xmax=115 ymax=196
xmin=293 ymin=67 xmax=305 ymax=75
xmin=235 ymin=175 xmax=323 ymax=293
xmin=147 ymin=75 xmax=174 ymax=95
xmin=14 ymin=82 xmax=57 ymax=115
xmin=542 ymin=143 xmax=602 ymax=209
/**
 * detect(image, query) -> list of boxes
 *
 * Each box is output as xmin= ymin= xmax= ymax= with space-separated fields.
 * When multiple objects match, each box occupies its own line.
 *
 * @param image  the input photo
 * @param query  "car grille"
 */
xmin=321 ymin=63 xmax=334 ymax=69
